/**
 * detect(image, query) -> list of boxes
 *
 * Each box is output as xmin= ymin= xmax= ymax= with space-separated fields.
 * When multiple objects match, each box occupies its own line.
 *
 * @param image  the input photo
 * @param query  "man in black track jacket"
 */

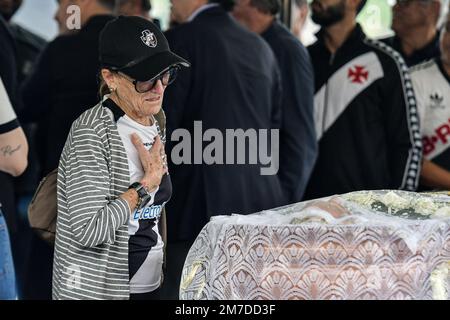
xmin=304 ymin=0 xmax=423 ymax=200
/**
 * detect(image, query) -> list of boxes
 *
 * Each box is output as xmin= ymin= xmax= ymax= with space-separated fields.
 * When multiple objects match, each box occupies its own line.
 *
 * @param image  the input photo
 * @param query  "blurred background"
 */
xmin=12 ymin=0 xmax=394 ymax=45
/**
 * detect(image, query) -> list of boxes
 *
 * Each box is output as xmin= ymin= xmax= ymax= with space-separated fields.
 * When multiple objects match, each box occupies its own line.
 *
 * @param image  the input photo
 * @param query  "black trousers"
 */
xmin=159 ymin=240 xmax=194 ymax=300
xmin=130 ymin=287 xmax=162 ymax=300
xmin=23 ymin=233 xmax=54 ymax=300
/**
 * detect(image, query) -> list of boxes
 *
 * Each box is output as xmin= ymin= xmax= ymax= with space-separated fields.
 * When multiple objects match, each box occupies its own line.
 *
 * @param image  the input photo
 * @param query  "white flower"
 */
xmin=414 ymin=197 xmax=438 ymax=215
xmin=381 ymin=191 xmax=410 ymax=209
xmin=344 ymin=191 xmax=375 ymax=207
xmin=432 ymin=207 xmax=450 ymax=219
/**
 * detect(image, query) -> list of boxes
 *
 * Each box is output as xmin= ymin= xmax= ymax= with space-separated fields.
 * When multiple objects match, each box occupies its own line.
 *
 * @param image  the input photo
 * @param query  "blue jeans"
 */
xmin=0 ymin=209 xmax=16 ymax=300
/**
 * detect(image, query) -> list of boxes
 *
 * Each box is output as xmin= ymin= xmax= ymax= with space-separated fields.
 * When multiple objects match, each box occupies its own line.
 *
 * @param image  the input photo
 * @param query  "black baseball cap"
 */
xmin=99 ymin=15 xmax=190 ymax=81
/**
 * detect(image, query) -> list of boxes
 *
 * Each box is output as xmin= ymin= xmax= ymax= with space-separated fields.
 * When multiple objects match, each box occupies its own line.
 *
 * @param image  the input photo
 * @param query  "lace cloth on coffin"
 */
xmin=180 ymin=191 xmax=450 ymax=300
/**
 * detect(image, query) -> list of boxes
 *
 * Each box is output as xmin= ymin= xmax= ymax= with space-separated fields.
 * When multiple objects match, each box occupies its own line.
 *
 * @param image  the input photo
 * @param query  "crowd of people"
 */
xmin=0 ymin=0 xmax=449 ymax=300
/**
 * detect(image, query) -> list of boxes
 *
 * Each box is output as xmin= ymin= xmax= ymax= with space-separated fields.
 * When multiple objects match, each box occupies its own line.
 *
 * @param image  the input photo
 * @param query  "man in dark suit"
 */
xmin=21 ymin=0 xmax=115 ymax=178
xmin=233 ymin=0 xmax=318 ymax=204
xmin=162 ymin=0 xmax=284 ymax=299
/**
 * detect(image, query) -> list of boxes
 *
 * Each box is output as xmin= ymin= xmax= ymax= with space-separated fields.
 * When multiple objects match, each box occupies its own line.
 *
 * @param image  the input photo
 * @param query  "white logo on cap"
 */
xmin=141 ymin=30 xmax=157 ymax=48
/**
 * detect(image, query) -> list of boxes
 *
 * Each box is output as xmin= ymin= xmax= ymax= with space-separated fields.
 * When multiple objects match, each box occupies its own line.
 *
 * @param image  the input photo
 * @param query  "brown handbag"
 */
xmin=27 ymin=169 xmax=167 ymax=249
xmin=28 ymin=168 xmax=58 ymax=245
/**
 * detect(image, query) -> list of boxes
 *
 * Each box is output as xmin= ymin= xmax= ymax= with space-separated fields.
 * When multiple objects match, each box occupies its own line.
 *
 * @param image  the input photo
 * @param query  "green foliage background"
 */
xmin=357 ymin=0 xmax=394 ymax=38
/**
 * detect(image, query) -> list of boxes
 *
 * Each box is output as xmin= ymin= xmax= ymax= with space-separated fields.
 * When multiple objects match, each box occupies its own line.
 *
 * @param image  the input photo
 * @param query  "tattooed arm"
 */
xmin=0 ymin=126 xmax=28 ymax=177
xmin=0 ymin=75 xmax=28 ymax=176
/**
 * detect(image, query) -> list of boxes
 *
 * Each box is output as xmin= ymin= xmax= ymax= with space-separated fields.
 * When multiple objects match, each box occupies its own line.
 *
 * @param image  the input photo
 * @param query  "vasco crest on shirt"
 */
xmin=429 ymin=92 xmax=445 ymax=110
xmin=141 ymin=30 xmax=157 ymax=48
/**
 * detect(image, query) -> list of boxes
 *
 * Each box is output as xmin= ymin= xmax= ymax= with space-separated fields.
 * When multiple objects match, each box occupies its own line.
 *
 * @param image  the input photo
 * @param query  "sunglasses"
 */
xmin=118 ymin=66 xmax=180 ymax=93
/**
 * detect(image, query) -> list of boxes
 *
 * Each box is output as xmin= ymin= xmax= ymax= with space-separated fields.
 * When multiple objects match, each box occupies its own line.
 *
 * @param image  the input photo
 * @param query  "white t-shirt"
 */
xmin=116 ymin=112 xmax=172 ymax=294
xmin=411 ymin=59 xmax=450 ymax=168
xmin=0 ymin=76 xmax=17 ymax=132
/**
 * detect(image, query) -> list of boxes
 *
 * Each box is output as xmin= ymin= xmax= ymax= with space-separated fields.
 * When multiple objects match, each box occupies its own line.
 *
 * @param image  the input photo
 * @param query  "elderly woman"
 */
xmin=52 ymin=16 xmax=189 ymax=300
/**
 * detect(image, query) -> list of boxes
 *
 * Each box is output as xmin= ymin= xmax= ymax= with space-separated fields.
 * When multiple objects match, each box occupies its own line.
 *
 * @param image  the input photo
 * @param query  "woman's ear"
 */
xmin=101 ymin=69 xmax=117 ymax=91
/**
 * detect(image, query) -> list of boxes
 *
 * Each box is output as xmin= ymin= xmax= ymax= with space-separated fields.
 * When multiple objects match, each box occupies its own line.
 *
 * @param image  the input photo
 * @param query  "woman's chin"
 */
xmin=143 ymin=101 xmax=162 ymax=116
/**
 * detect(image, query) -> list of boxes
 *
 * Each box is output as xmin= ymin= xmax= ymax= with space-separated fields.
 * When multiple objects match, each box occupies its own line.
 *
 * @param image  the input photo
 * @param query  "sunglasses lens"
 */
xmin=136 ymin=79 xmax=156 ymax=93
xmin=161 ymin=70 xmax=171 ymax=86
xmin=167 ymin=67 xmax=179 ymax=86
xmin=135 ymin=67 xmax=180 ymax=93
xmin=161 ymin=68 xmax=179 ymax=86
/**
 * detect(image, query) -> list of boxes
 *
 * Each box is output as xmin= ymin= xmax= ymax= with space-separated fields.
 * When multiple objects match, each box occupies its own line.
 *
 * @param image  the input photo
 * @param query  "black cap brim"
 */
xmin=120 ymin=51 xmax=190 ymax=81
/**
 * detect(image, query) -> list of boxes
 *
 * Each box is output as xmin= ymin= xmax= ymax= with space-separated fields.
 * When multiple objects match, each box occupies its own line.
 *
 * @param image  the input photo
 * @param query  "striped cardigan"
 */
xmin=52 ymin=101 xmax=164 ymax=300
